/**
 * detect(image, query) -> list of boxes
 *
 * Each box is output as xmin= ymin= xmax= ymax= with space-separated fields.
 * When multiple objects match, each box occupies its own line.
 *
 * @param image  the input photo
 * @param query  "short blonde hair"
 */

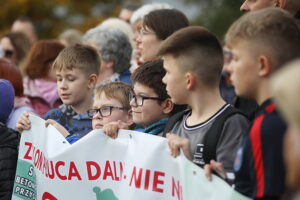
xmin=272 ymin=59 xmax=300 ymax=133
xmin=53 ymin=44 xmax=100 ymax=76
xmin=94 ymin=82 xmax=133 ymax=109
xmin=225 ymin=8 xmax=300 ymax=70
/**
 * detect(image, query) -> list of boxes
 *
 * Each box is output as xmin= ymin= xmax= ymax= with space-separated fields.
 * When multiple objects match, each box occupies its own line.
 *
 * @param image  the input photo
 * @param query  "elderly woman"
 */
xmin=82 ymin=26 xmax=132 ymax=85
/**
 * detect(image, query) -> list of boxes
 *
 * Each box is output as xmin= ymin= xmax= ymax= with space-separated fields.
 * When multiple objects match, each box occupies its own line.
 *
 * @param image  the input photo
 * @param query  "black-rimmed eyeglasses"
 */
xmin=88 ymin=106 xmax=129 ymax=118
xmin=129 ymin=92 xmax=165 ymax=106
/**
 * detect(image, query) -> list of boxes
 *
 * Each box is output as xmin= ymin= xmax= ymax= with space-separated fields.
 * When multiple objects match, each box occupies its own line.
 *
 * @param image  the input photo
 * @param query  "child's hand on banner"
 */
xmin=204 ymin=160 xmax=227 ymax=181
xmin=166 ymin=133 xmax=191 ymax=160
xmin=103 ymin=120 xmax=129 ymax=139
xmin=16 ymin=111 xmax=32 ymax=132
xmin=45 ymin=119 xmax=70 ymax=137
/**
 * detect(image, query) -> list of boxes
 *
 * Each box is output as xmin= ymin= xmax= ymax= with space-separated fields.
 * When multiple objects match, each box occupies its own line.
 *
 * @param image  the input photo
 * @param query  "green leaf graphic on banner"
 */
xmin=13 ymin=160 xmax=36 ymax=200
xmin=93 ymin=186 xmax=118 ymax=200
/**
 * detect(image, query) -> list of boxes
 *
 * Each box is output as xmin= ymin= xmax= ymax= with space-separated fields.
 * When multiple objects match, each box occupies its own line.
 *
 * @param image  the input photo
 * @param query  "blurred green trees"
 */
xmin=0 ymin=0 xmax=128 ymax=39
xmin=188 ymin=0 xmax=243 ymax=40
xmin=0 ymin=0 xmax=243 ymax=40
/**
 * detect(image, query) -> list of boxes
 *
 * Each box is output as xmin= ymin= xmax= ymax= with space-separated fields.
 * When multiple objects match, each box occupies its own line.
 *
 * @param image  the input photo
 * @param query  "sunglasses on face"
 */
xmin=4 ymin=49 xmax=14 ymax=58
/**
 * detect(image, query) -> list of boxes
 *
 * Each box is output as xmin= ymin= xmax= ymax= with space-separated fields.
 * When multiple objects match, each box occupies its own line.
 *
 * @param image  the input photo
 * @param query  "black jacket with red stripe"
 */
xmin=234 ymin=99 xmax=286 ymax=200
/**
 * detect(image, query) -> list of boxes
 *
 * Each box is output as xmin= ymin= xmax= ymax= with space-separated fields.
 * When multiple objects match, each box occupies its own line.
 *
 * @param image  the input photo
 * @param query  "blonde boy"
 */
xmin=66 ymin=82 xmax=134 ymax=143
xmin=17 ymin=44 xmax=100 ymax=140
xmin=158 ymin=26 xmax=249 ymax=176
xmin=206 ymin=8 xmax=300 ymax=199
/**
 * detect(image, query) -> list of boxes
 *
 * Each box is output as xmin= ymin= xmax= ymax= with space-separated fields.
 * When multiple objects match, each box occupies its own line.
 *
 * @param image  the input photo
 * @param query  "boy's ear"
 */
xmin=258 ymin=55 xmax=272 ymax=77
xmin=274 ymin=0 xmax=286 ymax=8
xmin=162 ymin=98 xmax=174 ymax=115
xmin=88 ymin=74 xmax=98 ymax=89
xmin=185 ymin=72 xmax=197 ymax=90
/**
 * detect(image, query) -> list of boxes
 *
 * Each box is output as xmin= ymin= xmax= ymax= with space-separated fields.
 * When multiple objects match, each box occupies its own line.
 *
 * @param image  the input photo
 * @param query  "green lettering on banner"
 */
xmin=13 ymin=159 xmax=36 ymax=200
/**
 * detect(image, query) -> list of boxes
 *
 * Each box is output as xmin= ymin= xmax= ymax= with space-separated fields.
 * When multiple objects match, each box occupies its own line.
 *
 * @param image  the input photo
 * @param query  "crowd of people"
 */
xmin=0 ymin=0 xmax=300 ymax=199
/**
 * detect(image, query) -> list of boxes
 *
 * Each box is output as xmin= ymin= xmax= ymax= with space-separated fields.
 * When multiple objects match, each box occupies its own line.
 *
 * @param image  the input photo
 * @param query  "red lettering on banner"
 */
xmin=48 ymin=161 xmax=55 ymax=179
xmin=33 ymin=149 xmax=40 ymax=166
xmin=24 ymin=142 xmax=33 ymax=160
xmin=144 ymin=169 xmax=151 ymax=190
xmin=86 ymin=161 xmax=101 ymax=180
xmin=55 ymin=161 xmax=67 ymax=180
xmin=172 ymin=177 xmax=183 ymax=200
xmin=42 ymin=192 xmax=57 ymax=200
xmin=68 ymin=161 xmax=82 ymax=180
xmin=35 ymin=150 xmax=43 ymax=170
xmin=153 ymin=171 xmax=165 ymax=193
xmin=129 ymin=167 xmax=165 ymax=193
xmin=114 ymin=161 xmax=122 ymax=181
xmin=103 ymin=161 xmax=115 ymax=180
xmin=129 ymin=166 xmax=142 ymax=188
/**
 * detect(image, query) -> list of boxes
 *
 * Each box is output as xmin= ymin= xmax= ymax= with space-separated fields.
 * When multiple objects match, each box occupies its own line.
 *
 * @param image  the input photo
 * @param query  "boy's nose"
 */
xmin=129 ymin=98 xmax=137 ymax=107
xmin=93 ymin=112 xmax=102 ymax=119
xmin=59 ymin=80 xmax=68 ymax=89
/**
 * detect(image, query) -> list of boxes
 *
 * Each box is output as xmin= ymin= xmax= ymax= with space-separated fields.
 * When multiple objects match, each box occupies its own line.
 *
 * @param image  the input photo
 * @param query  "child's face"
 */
xmin=92 ymin=92 xmax=131 ymax=129
xmin=56 ymin=68 xmax=93 ymax=108
xmin=130 ymin=82 xmax=167 ymax=128
xmin=162 ymin=54 xmax=187 ymax=105
xmin=226 ymin=41 xmax=260 ymax=99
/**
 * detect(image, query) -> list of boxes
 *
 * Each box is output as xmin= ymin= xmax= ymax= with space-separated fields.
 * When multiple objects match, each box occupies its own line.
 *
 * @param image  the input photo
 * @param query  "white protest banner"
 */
xmin=12 ymin=114 xmax=250 ymax=200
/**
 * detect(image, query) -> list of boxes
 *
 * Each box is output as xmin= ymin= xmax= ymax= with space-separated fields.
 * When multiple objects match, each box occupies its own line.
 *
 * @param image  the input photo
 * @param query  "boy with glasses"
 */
xmin=66 ymin=82 xmax=134 ymax=143
xmin=104 ymin=59 xmax=178 ymax=137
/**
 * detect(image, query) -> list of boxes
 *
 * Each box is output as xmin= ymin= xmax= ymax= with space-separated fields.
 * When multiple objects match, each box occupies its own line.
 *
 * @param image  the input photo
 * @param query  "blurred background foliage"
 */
xmin=0 ymin=0 xmax=242 ymax=41
xmin=187 ymin=0 xmax=242 ymax=40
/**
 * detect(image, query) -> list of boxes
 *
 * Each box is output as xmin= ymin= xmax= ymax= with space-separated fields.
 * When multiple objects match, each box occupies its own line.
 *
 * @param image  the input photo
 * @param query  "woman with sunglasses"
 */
xmin=0 ymin=32 xmax=31 ymax=69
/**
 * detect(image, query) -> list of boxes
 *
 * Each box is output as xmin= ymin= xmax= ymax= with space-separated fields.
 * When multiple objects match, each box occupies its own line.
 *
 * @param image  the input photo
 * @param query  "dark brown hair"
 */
xmin=131 ymin=60 xmax=168 ymax=100
xmin=158 ymin=26 xmax=223 ymax=88
xmin=131 ymin=59 xmax=186 ymax=115
xmin=143 ymin=9 xmax=189 ymax=40
xmin=24 ymin=40 xmax=65 ymax=79
xmin=0 ymin=58 xmax=24 ymax=96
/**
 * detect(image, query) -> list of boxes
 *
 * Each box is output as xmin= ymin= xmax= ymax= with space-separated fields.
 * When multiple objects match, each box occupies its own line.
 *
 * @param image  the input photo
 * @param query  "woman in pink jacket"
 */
xmin=23 ymin=40 xmax=65 ymax=117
